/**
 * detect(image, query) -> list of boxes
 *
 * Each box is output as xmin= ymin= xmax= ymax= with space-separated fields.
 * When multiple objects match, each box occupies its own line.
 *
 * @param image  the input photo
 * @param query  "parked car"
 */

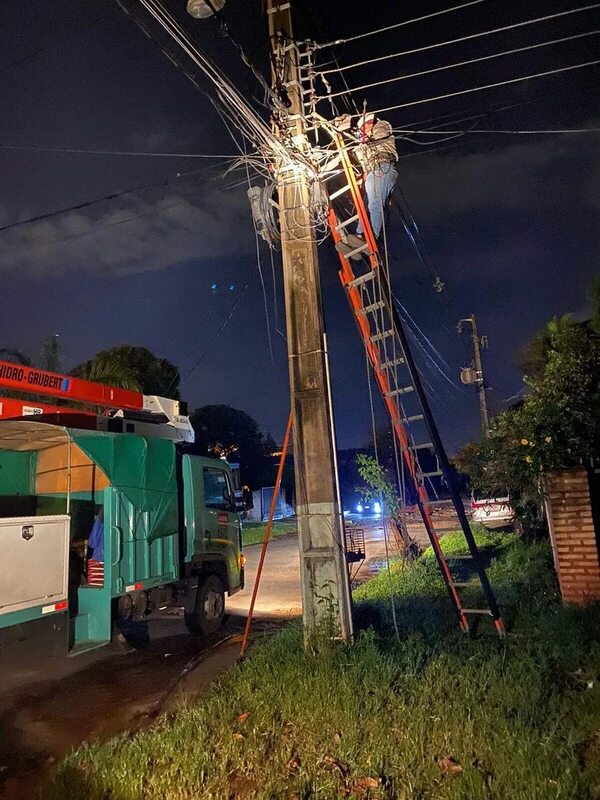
xmin=471 ymin=492 xmax=515 ymax=529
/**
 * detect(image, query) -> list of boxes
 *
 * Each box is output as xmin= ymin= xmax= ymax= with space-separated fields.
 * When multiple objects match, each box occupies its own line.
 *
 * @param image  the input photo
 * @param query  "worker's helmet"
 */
xmin=357 ymin=111 xmax=375 ymax=131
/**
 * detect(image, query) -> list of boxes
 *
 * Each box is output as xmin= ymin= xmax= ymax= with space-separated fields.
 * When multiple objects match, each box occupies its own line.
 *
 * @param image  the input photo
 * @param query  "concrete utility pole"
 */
xmin=459 ymin=314 xmax=490 ymax=436
xmin=265 ymin=1 xmax=353 ymax=640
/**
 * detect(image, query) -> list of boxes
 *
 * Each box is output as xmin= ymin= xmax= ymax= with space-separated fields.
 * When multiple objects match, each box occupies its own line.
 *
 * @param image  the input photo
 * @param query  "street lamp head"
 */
xmin=186 ymin=0 xmax=225 ymax=19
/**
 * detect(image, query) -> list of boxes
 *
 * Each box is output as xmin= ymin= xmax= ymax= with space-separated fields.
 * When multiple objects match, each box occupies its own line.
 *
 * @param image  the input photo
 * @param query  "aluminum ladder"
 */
xmin=326 ymin=131 xmax=505 ymax=637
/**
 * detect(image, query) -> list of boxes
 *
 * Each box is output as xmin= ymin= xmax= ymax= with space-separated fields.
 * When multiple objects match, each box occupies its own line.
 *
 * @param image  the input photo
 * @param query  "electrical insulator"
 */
xmin=186 ymin=0 xmax=225 ymax=19
xmin=460 ymin=367 xmax=478 ymax=385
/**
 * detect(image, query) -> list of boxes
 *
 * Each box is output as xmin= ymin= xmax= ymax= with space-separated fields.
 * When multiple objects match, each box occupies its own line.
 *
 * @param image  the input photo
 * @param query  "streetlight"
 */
xmin=186 ymin=0 xmax=225 ymax=19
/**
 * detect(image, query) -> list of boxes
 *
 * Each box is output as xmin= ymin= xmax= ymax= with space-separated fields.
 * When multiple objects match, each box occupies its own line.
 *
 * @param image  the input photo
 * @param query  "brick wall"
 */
xmin=544 ymin=467 xmax=600 ymax=604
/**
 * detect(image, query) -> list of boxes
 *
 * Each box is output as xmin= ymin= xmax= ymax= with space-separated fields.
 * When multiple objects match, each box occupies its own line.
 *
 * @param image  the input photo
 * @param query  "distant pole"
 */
xmin=265 ymin=0 xmax=353 ymax=641
xmin=459 ymin=315 xmax=490 ymax=436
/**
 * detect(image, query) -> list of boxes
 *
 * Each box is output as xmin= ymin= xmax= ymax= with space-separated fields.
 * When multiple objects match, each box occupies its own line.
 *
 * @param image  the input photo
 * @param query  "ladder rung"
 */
xmin=330 ymin=184 xmax=351 ymax=201
xmin=411 ymin=442 xmax=433 ymax=451
xmin=423 ymin=498 xmax=454 ymax=506
xmin=402 ymin=414 xmax=424 ymax=424
xmin=417 ymin=469 xmax=443 ymax=479
xmin=445 ymin=554 xmax=473 ymax=560
xmin=380 ymin=357 xmax=404 ymax=369
xmin=347 ymin=242 xmax=370 ymax=259
xmin=385 ymin=386 xmax=414 ymax=397
xmin=462 ymin=608 xmax=493 ymax=616
xmin=336 ymin=214 xmax=359 ymax=231
xmin=358 ymin=300 xmax=385 ymax=315
xmin=348 ymin=271 xmax=375 ymax=289
xmin=370 ymin=330 xmax=394 ymax=343
xmin=450 ymin=581 xmax=478 ymax=588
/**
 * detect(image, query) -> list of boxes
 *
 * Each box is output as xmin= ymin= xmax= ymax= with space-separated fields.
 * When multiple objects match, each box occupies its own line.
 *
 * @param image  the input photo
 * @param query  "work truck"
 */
xmin=0 ymin=362 xmax=244 ymax=656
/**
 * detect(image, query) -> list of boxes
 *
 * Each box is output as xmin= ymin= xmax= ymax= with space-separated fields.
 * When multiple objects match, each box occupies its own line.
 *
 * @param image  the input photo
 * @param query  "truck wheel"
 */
xmin=185 ymin=574 xmax=225 ymax=636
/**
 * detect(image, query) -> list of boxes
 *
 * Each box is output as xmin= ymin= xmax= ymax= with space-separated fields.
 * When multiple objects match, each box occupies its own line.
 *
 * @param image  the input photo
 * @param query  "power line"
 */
xmin=180 ymin=269 xmax=257 ymax=384
xmin=369 ymin=59 xmax=600 ymax=116
xmin=0 ymin=198 xmax=189 ymax=257
xmin=319 ymin=4 xmax=600 ymax=75
xmin=314 ymin=0 xmax=486 ymax=50
xmin=321 ymin=29 xmax=600 ymax=99
xmin=0 ymin=144 xmax=237 ymax=159
xmin=400 ymin=127 xmax=600 ymax=137
xmin=0 ymin=163 xmax=222 ymax=234
xmin=395 ymin=82 xmax=600 ymax=133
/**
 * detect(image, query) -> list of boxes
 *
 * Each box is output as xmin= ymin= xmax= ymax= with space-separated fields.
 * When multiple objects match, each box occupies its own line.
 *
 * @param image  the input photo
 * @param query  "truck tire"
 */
xmin=185 ymin=574 xmax=225 ymax=636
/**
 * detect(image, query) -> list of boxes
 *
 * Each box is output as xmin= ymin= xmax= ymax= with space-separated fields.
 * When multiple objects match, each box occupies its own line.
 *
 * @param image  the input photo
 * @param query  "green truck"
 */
xmin=0 ymin=417 xmax=245 ymax=657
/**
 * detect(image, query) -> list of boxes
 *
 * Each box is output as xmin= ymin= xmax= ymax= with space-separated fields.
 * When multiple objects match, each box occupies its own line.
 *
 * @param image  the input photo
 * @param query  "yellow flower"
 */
xmin=520 ymin=438 xmax=528 ymax=445
xmin=545 ymin=436 xmax=552 ymax=443
xmin=525 ymin=455 xmax=533 ymax=463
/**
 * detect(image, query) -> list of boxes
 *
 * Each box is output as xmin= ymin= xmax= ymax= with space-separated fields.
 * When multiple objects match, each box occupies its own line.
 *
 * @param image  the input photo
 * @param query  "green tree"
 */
xmin=72 ymin=354 xmax=141 ymax=391
xmin=518 ymin=314 xmax=573 ymax=381
xmin=71 ymin=345 xmax=179 ymax=397
xmin=190 ymin=405 xmax=274 ymax=489
xmin=356 ymin=453 xmax=419 ymax=556
xmin=0 ymin=348 xmax=32 ymax=366
xmin=40 ymin=335 xmax=62 ymax=373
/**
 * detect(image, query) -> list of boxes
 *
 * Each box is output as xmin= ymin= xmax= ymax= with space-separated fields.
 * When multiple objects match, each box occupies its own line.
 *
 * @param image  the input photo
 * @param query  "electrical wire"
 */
xmin=319 ymin=4 xmax=600 ymax=75
xmin=244 ymin=146 xmax=274 ymax=364
xmin=320 ymin=29 xmax=600 ymax=100
xmin=369 ymin=59 xmax=600 ymax=116
xmin=314 ymin=0 xmax=486 ymax=50
xmin=179 ymin=268 xmax=257 ymax=385
xmin=0 ymin=162 xmax=222 ymax=234
xmin=0 ymin=144 xmax=238 ymax=159
xmin=0 ymin=197 xmax=192 ymax=257
xmin=399 ymin=127 xmax=600 ymax=136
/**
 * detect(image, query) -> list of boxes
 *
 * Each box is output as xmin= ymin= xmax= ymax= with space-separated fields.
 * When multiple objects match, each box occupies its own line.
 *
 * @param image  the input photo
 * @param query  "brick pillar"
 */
xmin=543 ymin=467 xmax=600 ymax=604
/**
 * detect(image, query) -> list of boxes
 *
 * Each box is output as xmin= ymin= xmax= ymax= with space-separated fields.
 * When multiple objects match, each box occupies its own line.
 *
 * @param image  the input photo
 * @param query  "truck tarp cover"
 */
xmin=74 ymin=432 xmax=177 ymax=540
xmin=0 ymin=422 xmax=177 ymax=540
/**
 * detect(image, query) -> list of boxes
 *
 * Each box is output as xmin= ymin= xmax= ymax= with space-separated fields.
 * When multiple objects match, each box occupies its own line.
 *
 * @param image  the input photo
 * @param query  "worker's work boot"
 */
xmin=335 ymin=233 xmax=366 ymax=261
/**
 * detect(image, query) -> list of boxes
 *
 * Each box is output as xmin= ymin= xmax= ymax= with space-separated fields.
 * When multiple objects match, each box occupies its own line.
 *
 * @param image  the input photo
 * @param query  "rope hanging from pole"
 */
xmin=240 ymin=411 xmax=293 ymax=657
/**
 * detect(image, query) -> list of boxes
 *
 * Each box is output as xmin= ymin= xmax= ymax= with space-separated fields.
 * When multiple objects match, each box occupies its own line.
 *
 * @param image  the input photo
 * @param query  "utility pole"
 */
xmin=265 ymin=1 xmax=353 ymax=641
xmin=459 ymin=314 xmax=490 ymax=436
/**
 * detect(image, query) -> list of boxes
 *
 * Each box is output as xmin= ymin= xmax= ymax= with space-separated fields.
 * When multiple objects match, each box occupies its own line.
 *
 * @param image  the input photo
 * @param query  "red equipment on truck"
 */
xmin=0 ymin=360 xmax=194 ymax=442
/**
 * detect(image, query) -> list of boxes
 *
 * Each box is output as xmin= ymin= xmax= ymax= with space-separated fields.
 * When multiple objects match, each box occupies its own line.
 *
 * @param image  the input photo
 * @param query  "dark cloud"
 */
xmin=0 ymin=183 xmax=255 ymax=277
xmin=399 ymin=123 xmax=600 ymax=221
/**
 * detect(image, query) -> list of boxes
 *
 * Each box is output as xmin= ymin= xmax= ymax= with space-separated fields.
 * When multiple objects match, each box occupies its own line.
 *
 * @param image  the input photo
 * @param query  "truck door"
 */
xmin=182 ymin=456 xmax=242 ymax=593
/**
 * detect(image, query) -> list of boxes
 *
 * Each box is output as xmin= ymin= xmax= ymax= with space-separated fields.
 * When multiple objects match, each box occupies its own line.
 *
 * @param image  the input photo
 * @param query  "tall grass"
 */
xmin=45 ymin=536 xmax=600 ymax=800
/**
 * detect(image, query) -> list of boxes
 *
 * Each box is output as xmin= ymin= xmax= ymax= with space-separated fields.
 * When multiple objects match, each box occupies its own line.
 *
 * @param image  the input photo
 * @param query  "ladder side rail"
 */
xmin=327 ymin=143 xmax=503 ymax=633
xmin=376 ymin=268 xmax=504 ymax=632
xmin=332 ymin=238 xmax=469 ymax=630
xmin=328 ymin=201 xmax=468 ymax=614
xmin=333 ymin=133 xmax=379 ymax=272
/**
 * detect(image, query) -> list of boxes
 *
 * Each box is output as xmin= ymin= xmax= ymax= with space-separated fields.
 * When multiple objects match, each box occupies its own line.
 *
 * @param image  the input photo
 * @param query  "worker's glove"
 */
xmin=332 ymin=113 xmax=352 ymax=132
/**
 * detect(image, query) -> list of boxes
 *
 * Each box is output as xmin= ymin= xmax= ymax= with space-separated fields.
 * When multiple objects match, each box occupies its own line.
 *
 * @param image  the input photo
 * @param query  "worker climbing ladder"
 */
xmin=324 ymin=127 xmax=505 ymax=637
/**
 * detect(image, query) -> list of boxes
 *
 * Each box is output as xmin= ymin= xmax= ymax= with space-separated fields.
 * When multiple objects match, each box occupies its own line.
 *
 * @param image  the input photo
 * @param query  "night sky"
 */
xmin=1 ymin=0 xmax=599 ymax=453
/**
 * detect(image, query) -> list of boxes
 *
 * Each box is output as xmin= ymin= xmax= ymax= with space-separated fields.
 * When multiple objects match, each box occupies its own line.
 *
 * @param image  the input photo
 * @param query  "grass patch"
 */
xmin=45 ymin=537 xmax=600 ymax=800
xmin=422 ymin=524 xmax=513 ymax=559
xmin=241 ymin=518 xmax=297 ymax=547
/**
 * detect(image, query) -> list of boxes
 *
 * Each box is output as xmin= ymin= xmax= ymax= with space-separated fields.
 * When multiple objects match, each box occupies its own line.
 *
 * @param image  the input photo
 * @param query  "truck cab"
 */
xmin=0 ymin=420 xmax=244 ymax=656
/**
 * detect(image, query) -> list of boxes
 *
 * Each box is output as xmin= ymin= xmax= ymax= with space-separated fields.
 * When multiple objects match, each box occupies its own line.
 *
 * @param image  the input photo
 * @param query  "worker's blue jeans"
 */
xmin=356 ymin=162 xmax=398 ymax=240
